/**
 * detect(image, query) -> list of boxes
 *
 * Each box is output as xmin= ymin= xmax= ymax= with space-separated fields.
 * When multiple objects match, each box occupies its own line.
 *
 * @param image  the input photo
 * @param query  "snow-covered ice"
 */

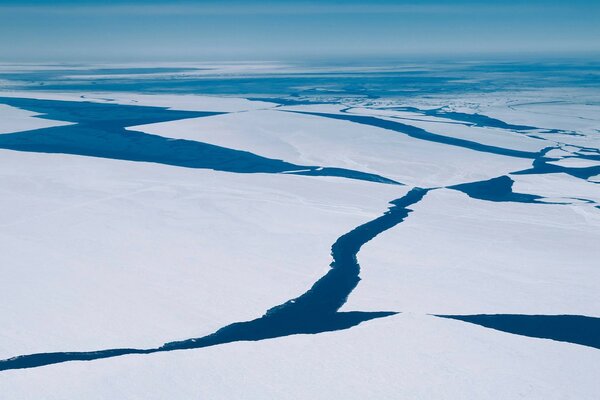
xmin=0 ymin=149 xmax=405 ymax=358
xmin=1 ymin=313 xmax=599 ymax=400
xmin=130 ymin=108 xmax=533 ymax=187
xmin=0 ymin=71 xmax=599 ymax=398
xmin=344 ymin=188 xmax=600 ymax=315
xmin=0 ymin=103 xmax=73 ymax=134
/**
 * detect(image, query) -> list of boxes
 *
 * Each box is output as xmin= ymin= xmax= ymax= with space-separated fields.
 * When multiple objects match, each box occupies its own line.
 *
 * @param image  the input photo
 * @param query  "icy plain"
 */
xmin=0 ymin=62 xmax=599 ymax=399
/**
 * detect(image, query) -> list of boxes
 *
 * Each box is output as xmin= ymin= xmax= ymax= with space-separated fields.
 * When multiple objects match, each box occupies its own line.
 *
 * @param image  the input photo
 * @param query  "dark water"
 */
xmin=0 ymin=97 xmax=398 ymax=185
xmin=437 ymin=314 xmax=600 ymax=349
xmin=513 ymin=153 xmax=600 ymax=181
xmin=449 ymin=175 xmax=545 ymax=203
xmin=0 ymin=188 xmax=428 ymax=371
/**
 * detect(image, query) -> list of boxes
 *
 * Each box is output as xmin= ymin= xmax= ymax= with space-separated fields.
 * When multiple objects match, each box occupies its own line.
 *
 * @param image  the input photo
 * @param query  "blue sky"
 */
xmin=1 ymin=0 xmax=599 ymax=61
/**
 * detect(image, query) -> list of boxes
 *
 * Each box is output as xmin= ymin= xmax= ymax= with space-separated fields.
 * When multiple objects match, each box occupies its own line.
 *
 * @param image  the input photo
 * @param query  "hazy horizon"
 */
xmin=1 ymin=0 xmax=599 ymax=62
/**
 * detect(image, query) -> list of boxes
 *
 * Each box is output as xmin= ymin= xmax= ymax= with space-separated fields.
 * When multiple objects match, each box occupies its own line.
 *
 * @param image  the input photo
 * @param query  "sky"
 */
xmin=0 ymin=0 xmax=599 ymax=62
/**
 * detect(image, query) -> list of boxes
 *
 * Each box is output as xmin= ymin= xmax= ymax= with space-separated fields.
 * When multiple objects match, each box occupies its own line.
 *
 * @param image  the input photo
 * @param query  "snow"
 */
xmin=367 ymin=89 xmax=600 ymax=151
xmin=546 ymin=157 xmax=600 ymax=169
xmin=1 ymin=313 xmax=599 ymax=399
xmin=0 ymin=90 xmax=276 ymax=112
xmin=511 ymin=173 xmax=600 ymax=204
xmin=544 ymin=148 xmax=574 ymax=158
xmin=0 ymin=149 xmax=406 ymax=359
xmin=1 ymin=87 xmax=599 ymax=398
xmin=344 ymin=188 xmax=600 ymax=316
xmin=396 ymin=89 xmax=600 ymax=136
xmin=0 ymin=104 xmax=73 ymax=134
xmin=129 ymin=108 xmax=534 ymax=187
xmin=488 ymin=102 xmax=600 ymax=136
xmin=345 ymin=107 xmax=549 ymax=153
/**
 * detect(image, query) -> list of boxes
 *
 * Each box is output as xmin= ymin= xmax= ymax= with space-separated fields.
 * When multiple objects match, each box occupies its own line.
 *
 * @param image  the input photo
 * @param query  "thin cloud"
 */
xmin=0 ymin=3 xmax=552 ymax=16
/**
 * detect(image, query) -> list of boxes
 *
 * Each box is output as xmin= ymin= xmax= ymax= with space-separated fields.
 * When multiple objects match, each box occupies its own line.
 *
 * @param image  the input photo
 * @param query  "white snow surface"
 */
xmin=129 ymin=108 xmax=533 ymax=187
xmin=0 ymin=90 xmax=276 ymax=112
xmin=0 ymin=104 xmax=73 ymax=134
xmin=1 ymin=314 xmax=599 ymax=399
xmin=0 ymin=149 xmax=406 ymax=359
xmin=512 ymin=173 xmax=600 ymax=204
xmin=1 ymin=90 xmax=599 ymax=399
xmin=345 ymin=107 xmax=548 ymax=153
xmin=547 ymin=157 xmax=600 ymax=168
xmin=344 ymin=188 xmax=600 ymax=316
